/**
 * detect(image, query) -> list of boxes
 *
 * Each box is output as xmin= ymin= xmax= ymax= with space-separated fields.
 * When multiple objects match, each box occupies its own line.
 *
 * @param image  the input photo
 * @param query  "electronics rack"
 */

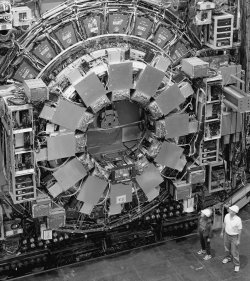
xmin=198 ymin=76 xmax=223 ymax=165
xmin=1 ymin=96 xmax=36 ymax=204
xmin=206 ymin=12 xmax=234 ymax=49
xmin=207 ymin=160 xmax=226 ymax=193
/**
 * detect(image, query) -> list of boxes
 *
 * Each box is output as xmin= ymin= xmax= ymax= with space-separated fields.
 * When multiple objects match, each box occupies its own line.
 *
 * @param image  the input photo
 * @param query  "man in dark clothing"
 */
xmin=197 ymin=208 xmax=213 ymax=260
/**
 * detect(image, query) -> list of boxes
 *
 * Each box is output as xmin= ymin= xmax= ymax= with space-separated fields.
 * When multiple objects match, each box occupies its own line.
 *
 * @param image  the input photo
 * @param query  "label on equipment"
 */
xmin=43 ymin=229 xmax=52 ymax=240
xmin=116 ymin=195 xmax=126 ymax=204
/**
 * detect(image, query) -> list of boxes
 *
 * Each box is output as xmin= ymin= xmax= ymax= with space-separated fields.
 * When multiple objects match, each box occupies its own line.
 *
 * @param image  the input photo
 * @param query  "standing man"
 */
xmin=220 ymin=205 xmax=242 ymax=272
xmin=197 ymin=208 xmax=213 ymax=260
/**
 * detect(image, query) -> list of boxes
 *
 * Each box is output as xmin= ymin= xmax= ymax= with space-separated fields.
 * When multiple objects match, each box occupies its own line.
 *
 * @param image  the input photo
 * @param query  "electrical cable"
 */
xmin=37 ymin=157 xmax=70 ymax=171
xmin=96 ymin=182 xmax=111 ymax=206
xmin=0 ymin=129 xmax=7 ymax=182
xmin=60 ymin=179 xmax=84 ymax=198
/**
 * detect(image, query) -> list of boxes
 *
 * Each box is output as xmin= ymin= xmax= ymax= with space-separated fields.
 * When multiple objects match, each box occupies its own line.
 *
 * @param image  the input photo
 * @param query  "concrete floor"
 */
xmin=14 ymin=209 xmax=250 ymax=281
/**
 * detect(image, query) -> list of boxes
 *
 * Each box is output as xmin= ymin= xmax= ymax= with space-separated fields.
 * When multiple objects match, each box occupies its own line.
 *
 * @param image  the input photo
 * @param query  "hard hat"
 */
xmin=229 ymin=205 xmax=239 ymax=214
xmin=201 ymin=208 xmax=212 ymax=217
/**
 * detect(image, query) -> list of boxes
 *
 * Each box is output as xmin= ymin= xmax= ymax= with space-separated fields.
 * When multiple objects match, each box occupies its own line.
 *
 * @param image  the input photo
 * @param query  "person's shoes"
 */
xmin=234 ymin=266 xmax=240 ymax=272
xmin=197 ymin=250 xmax=206 ymax=255
xmin=222 ymin=257 xmax=231 ymax=264
xmin=203 ymin=255 xmax=212 ymax=260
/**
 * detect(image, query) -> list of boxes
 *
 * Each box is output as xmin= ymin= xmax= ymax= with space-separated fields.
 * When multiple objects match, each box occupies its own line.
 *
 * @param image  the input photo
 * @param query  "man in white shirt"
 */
xmin=220 ymin=205 xmax=242 ymax=273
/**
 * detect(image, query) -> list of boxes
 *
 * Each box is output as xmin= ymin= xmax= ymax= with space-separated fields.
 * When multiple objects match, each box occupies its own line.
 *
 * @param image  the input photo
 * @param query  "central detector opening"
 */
xmin=86 ymin=100 xmax=147 ymax=161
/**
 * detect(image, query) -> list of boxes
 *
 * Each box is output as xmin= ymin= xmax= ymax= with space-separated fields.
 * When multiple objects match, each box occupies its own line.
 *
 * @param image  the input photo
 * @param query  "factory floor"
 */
xmin=15 ymin=204 xmax=250 ymax=281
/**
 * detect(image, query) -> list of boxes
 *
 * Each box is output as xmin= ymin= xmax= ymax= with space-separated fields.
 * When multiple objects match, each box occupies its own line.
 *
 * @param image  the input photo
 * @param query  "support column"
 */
xmin=240 ymin=0 xmax=250 ymax=92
